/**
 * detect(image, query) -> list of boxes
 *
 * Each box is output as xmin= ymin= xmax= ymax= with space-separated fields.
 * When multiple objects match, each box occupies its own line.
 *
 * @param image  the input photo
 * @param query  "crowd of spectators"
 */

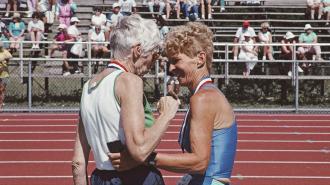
xmin=0 ymin=0 xmax=327 ymax=78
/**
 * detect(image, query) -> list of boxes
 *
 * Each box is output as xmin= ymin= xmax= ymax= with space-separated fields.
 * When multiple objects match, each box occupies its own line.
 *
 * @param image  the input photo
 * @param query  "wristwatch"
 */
xmin=146 ymin=152 xmax=158 ymax=166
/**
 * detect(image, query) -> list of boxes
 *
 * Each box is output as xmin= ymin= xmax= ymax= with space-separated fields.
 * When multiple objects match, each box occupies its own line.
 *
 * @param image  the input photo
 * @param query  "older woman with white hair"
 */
xmin=72 ymin=15 xmax=179 ymax=185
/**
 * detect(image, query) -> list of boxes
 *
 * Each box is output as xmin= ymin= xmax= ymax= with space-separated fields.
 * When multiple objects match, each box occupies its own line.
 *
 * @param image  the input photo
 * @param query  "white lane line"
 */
xmin=0 ymin=149 xmax=329 ymax=153
xmin=1 ymin=160 xmax=329 ymax=164
xmin=1 ymin=125 xmax=330 ymax=128
xmin=2 ymin=131 xmax=330 ymax=135
xmin=0 ymin=125 xmax=75 ymax=127
xmin=1 ymin=139 xmax=330 ymax=143
xmin=166 ymin=131 xmax=330 ymax=135
xmin=0 ymin=139 xmax=75 ymax=142
xmin=155 ymin=149 xmax=330 ymax=153
xmin=0 ymin=119 xmax=77 ymax=122
xmin=0 ymin=175 xmax=330 ymax=179
xmin=0 ymin=131 xmax=75 ymax=134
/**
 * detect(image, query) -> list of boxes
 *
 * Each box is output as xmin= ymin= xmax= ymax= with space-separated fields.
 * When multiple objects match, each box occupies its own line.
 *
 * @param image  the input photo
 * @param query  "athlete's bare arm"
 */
xmin=72 ymin=117 xmax=91 ymax=185
xmin=153 ymin=90 xmax=215 ymax=174
xmin=116 ymin=72 xmax=179 ymax=163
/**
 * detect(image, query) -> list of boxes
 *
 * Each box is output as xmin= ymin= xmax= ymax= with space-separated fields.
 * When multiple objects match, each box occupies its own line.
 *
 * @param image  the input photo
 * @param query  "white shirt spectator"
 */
xmin=108 ymin=13 xmax=123 ymax=26
xmin=235 ymin=27 xmax=256 ymax=43
xmin=38 ymin=0 xmax=50 ymax=12
xmin=67 ymin=25 xmax=81 ymax=39
xmin=90 ymin=30 xmax=105 ymax=42
xmin=27 ymin=20 xmax=45 ymax=32
xmin=119 ymin=0 xmax=136 ymax=13
xmin=92 ymin=14 xmax=107 ymax=27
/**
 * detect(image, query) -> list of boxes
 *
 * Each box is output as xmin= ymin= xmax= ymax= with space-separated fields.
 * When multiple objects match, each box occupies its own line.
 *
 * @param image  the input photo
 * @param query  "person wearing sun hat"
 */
xmin=297 ymin=24 xmax=322 ymax=62
xmin=239 ymin=31 xmax=258 ymax=76
xmin=8 ymin=13 xmax=25 ymax=52
xmin=233 ymin=20 xmax=257 ymax=61
xmin=280 ymin=31 xmax=302 ymax=77
xmin=258 ymin=22 xmax=274 ymax=61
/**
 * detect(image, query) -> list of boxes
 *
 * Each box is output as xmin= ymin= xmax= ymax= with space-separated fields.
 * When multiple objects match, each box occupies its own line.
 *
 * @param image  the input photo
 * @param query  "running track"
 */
xmin=0 ymin=113 xmax=330 ymax=185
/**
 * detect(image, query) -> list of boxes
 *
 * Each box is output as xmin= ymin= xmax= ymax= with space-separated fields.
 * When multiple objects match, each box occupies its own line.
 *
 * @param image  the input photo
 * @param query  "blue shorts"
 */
xmin=90 ymin=165 xmax=165 ymax=185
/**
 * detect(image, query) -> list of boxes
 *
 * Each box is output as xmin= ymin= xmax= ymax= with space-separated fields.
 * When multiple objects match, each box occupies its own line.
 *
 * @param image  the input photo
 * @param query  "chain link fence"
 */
xmin=1 ymin=41 xmax=330 ymax=112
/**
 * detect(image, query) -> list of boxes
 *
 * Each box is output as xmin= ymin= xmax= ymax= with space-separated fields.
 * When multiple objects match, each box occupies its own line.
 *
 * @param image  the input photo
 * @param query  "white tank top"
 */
xmin=80 ymin=70 xmax=125 ymax=170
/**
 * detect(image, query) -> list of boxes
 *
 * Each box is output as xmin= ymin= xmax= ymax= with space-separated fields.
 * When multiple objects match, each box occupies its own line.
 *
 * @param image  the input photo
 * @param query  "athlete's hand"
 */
xmin=157 ymin=96 xmax=179 ymax=120
xmin=108 ymin=150 xmax=139 ymax=171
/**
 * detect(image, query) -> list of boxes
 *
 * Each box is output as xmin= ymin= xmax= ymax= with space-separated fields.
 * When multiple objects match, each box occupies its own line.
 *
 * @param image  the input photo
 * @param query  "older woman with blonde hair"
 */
xmin=258 ymin=22 xmax=274 ymax=61
xmin=111 ymin=22 xmax=237 ymax=185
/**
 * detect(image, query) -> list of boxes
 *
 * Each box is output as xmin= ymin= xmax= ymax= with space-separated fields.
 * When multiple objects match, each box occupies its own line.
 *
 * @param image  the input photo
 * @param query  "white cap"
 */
xmin=304 ymin=24 xmax=312 ymax=30
xmin=70 ymin=17 xmax=80 ymax=23
xmin=243 ymin=32 xmax=252 ymax=37
xmin=284 ymin=31 xmax=295 ymax=40
xmin=57 ymin=24 xmax=67 ymax=30
xmin=113 ymin=3 xmax=120 ymax=8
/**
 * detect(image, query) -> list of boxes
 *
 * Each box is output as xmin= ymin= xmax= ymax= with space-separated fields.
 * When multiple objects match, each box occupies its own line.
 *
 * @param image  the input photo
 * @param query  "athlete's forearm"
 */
xmin=155 ymin=153 xmax=208 ymax=174
xmin=130 ymin=114 xmax=172 ymax=163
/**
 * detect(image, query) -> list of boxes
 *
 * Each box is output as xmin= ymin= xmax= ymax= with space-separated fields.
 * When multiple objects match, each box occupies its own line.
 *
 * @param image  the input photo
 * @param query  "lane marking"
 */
xmin=0 ymin=160 xmax=329 ymax=164
xmin=1 ymin=139 xmax=330 ymax=143
xmin=1 ymin=149 xmax=328 ymax=153
xmin=0 ymin=119 xmax=78 ymax=122
xmin=0 ymin=175 xmax=330 ymax=179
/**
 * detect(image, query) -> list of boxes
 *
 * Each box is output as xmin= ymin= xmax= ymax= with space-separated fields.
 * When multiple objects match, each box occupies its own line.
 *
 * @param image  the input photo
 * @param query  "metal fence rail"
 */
xmin=1 ymin=41 xmax=329 ymax=112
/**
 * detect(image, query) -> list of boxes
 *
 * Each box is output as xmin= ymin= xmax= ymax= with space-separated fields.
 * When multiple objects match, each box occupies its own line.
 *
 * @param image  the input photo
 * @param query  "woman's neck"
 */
xmin=188 ymin=71 xmax=210 ymax=93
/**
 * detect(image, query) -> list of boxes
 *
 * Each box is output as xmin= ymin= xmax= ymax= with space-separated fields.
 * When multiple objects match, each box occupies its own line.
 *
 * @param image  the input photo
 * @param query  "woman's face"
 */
xmin=95 ymin=11 xmax=101 ymax=16
xmin=306 ymin=29 xmax=312 ymax=34
xmin=168 ymin=53 xmax=199 ymax=86
xmin=13 ymin=18 xmax=18 ymax=23
xmin=134 ymin=47 xmax=160 ymax=77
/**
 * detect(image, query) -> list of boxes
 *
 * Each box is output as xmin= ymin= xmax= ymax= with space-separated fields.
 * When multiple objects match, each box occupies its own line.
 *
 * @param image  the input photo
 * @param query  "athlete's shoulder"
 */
xmin=191 ymin=88 xmax=219 ymax=107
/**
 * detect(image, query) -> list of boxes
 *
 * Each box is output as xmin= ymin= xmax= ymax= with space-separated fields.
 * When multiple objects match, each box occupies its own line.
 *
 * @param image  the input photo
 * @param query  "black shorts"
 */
xmin=90 ymin=165 xmax=165 ymax=185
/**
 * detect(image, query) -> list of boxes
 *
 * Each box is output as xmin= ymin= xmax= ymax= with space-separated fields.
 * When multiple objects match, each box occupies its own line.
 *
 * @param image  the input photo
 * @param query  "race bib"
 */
xmin=177 ymin=174 xmax=192 ymax=185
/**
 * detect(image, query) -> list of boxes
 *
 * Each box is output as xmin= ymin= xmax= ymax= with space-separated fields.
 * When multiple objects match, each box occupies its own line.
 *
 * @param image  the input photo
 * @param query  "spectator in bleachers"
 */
xmin=89 ymin=26 xmax=108 ymax=58
xmin=200 ymin=0 xmax=211 ymax=19
xmin=28 ymin=12 xmax=44 ymax=49
xmin=182 ymin=0 xmax=199 ymax=20
xmin=239 ymin=32 xmax=258 ymax=76
xmin=89 ymin=25 xmax=108 ymax=73
xmin=212 ymin=0 xmax=225 ymax=12
xmin=56 ymin=0 xmax=74 ymax=26
xmin=307 ymin=0 xmax=322 ymax=20
xmin=148 ymin=0 xmax=165 ymax=18
xmin=258 ymin=22 xmax=274 ymax=61
xmin=106 ymin=3 xmax=123 ymax=27
xmin=38 ymin=0 xmax=57 ymax=24
xmin=165 ymin=0 xmax=180 ymax=19
xmin=280 ymin=31 xmax=300 ymax=76
xmin=0 ymin=15 xmax=9 ymax=39
xmin=67 ymin=16 xmax=82 ymax=74
xmin=27 ymin=0 xmax=38 ymax=17
xmin=118 ymin=0 xmax=137 ymax=16
xmin=0 ymin=41 xmax=12 ymax=110
xmin=233 ymin=20 xmax=257 ymax=61
xmin=323 ymin=0 xmax=330 ymax=25
xmin=157 ymin=15 xmax=169 ymax=40
xmin=0 ymin=31 xmax=9 ymax=49
xmin=8 ymin=13 xmax=25 ymax=53
xmin=91 ymin=7 xmax=110 ymax=42
xmin=297 ymin=24 xmax=322 ymax=61
xmin=5 ymin=0 xmax=18 ymax=17
xmin=49 ymin=24 xmax=72 ymax=76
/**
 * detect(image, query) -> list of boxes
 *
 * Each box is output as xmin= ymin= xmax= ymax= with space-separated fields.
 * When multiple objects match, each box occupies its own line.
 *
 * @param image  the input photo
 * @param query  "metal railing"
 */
xmin=1 ymin=41 xmax=329 ymax=112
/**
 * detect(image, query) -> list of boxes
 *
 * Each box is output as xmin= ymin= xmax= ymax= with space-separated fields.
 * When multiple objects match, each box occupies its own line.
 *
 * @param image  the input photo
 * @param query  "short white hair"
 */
xmin=109 ymin=15 xmax=161 ymax=59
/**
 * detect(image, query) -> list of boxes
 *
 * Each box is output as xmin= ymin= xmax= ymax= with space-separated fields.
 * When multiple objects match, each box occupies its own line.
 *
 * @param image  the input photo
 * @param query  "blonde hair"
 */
xmin=165 ymin=22 xmax=214 ymax=72
xmin=261 ymin=22 xmax=270 ymax=29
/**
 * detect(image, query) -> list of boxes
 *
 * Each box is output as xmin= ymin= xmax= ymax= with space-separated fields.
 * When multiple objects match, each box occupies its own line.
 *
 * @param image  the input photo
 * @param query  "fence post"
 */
xmin=88 ymin=42 xmax=92 ymax=78
xmin=163 ymin=62 xmax=167 ymax=96
xmin=293 ymin=44 xmax=299 ymax=113
xmin=28 ymin=60 xmax=32 ymax=112
xmin=225 ymin=44 xmax=229 ymax=85
xmin=19 ymin=41 xmax=23 ymax=83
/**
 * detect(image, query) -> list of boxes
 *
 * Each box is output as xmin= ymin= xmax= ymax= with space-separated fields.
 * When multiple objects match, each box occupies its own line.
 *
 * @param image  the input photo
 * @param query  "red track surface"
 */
xmin=1 ymin=113 xmax=330 ymax=185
